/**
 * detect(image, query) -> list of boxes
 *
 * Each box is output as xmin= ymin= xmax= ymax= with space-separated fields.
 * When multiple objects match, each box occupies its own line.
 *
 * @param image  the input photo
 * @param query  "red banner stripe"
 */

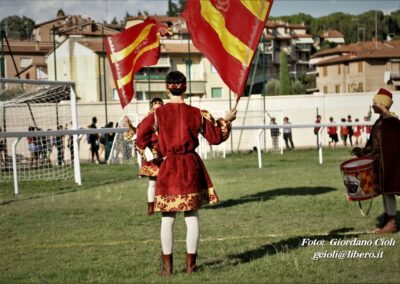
xmin=182 ymin=0 xmax=251 ymax=95
xmin=209 ymin=0 xmax=265 ymax=51
xmin=182 ymin=0 xmax=273 ymax=98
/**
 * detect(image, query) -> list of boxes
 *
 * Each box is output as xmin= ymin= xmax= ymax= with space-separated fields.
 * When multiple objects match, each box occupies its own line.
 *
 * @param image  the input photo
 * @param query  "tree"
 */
xmin=111 ymin=17 xmax=118 ymax=25
xmin=0 ymin=16 xmax=35 ymax=40
xmin=124 ymin=11 xmax=133 ymax=21
xmin=266 ymin=79 xmax=280 ymax=96
xmin=56 ymin=9 xmax=65 ymax=18
xmin=292 ymin=80 xmax=306 ymax=95
xmin=279 ymin=52 xmax=291 ymax=95
xmin=167 ymin=0 xmax=179 ymax=16
xmin=167 ymin=0 xmax=187 ymax=16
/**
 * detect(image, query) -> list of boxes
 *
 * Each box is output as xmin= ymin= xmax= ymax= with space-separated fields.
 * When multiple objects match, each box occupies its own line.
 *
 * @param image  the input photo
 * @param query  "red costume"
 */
xmin=136 ymin=110 xmax=160 ymax=177
xmin=365 ymin=115 xmax=400 ymax=194
xmin=136 ymin=103 xmax=231 ymax=212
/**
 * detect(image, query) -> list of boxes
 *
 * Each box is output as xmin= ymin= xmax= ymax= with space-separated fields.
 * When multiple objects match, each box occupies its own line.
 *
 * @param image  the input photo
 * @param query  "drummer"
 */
xmin=351 ymin=88 xmax=400 ymax=234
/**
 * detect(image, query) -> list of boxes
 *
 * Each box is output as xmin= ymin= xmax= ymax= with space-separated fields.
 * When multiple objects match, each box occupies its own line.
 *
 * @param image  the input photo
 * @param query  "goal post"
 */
xmin=0 ymin=78 xmax=81 ymax=194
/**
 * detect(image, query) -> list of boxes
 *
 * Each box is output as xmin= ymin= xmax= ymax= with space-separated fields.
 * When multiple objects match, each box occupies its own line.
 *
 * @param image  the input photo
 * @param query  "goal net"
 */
xmin=107 ymin=114 xmax=139 ymax=165
xmin=0 ymin=78 xmax=79 ymax=190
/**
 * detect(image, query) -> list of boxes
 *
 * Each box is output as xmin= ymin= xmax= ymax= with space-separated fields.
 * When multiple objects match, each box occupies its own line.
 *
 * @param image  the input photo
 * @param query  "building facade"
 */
xmin=312 ymin=40 xmax=400 ymax=93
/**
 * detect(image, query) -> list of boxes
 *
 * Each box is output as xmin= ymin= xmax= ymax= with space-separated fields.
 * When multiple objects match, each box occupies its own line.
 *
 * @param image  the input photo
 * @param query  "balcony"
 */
xmin=295 ymin=44 xmax=312 ymax=52
xmin=135 ymin=74 xmax=166 ymax=80
xmin=135 ymin=80 xmax=206 ymax=94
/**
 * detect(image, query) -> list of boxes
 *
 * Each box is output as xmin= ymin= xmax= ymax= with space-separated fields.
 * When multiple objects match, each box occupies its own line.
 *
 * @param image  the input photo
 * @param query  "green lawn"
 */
xmin=1 ymin=148 xmax=399 ymax=283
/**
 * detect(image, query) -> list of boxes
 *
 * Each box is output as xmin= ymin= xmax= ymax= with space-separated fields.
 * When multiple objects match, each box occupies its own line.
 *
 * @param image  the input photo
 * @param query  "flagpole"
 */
xmin=187 ymin=35 xmax=192 ymax=105
xmin=229 ymin=89 xmax=233 ymax=153
xmin=102 ymin=27 xmax=108 ymax=125
xmin=262 ymin=34 xmax=267 ymax=152
xmin=237 ymin=46 xmax=261 ymax=152
xmin=147 ymin=66 xmax=151 ymax=101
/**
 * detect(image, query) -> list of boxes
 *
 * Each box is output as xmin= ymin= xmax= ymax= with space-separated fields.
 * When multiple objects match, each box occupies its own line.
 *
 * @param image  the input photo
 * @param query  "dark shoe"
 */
xmin=147 ymin=202 xmax=154 ymax=216
xmin=375 ymin=216 xmax=398 ymax=234
xmin=374 ymin=213 xmax=388 ymax=232
xmin=160 ymin=254 xmax=173 ymax=276
xmin=186 ymin=253 xmax=197 ymax=273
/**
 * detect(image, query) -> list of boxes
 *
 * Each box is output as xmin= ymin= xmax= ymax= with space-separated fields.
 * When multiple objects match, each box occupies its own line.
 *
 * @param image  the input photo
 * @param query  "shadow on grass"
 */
xmin=228 ymin=227 xmax=358 ymax=265
xmin=206 ymin=186 xmax=336 ymax=210
xmin=0 ymin=177 xmax=133 ymax=206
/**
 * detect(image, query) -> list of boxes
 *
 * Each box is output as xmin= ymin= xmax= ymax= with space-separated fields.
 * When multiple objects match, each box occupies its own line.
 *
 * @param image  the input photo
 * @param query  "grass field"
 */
xmin=1 ymin=148 xmax=399 ymax=283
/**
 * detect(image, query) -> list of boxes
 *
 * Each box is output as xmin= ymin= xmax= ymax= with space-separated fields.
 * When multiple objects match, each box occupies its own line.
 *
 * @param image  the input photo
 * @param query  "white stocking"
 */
xmin=184 ymin=210 xmax=199 ymax=254
xmin=161 ymin=212 xmax=176 ymax=254
xmin=147 ymin=177 xmax=156 ymax=203
xmin=383 ymin=194 xmax=397 ymax=216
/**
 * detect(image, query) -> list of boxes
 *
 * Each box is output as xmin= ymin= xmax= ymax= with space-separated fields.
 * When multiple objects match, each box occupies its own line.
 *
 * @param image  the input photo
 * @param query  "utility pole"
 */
xmin=0 ymin=29 xmax=5 ymax=78
xmin=375 ymin=10 xmax=378 ymax=48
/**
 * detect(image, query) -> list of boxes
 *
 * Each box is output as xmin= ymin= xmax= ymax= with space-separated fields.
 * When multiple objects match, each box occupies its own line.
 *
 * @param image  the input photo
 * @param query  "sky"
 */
xmin=0 ymin=0 xmax=399 ymax=24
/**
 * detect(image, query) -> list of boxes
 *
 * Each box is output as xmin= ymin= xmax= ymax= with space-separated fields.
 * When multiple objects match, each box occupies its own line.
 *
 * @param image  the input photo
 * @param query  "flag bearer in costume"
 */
xmin=139 ymin=98 xmax=164 ymax=215
xmin=136 ymin=71 xmax=237 ymax=275
xmin=123 ymin=98 xmax=164 ymax=216
xmin=351 ymin=88 xmax=400 ymax=234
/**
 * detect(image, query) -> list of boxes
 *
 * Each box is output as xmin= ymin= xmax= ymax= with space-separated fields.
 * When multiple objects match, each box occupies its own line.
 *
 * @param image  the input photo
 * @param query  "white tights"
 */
xmin=383 ymin=194 xmax=397 ymax=216
xmin=147 ymin=177 xmax=156 ymax=202
xmin=161 ymin=210 xmax=199 ymax=255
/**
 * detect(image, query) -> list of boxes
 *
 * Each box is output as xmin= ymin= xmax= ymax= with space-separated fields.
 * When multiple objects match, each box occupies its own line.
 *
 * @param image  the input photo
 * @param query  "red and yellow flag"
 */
xmin=104 ymin=18 xmax=170 ymax=109
xmin=181 ymin=0 xmax=273 ymax=99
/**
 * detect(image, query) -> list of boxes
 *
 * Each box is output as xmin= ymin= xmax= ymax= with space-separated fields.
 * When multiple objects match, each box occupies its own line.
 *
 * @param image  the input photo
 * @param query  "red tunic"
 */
xmin=136 ymin=103 xmax=231 ymax=212
xmin=365 ymin=115 xmax=400 ymax=194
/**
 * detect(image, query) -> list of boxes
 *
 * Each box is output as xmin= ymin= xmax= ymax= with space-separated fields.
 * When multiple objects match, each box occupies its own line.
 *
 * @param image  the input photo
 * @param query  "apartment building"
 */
xmin=312 ymin=40 xmax=400 ymax=93
xmin=1 ymin=40 xmax=53 ymax=79
xmin=263 ymin=21 xmax=314 ymax=79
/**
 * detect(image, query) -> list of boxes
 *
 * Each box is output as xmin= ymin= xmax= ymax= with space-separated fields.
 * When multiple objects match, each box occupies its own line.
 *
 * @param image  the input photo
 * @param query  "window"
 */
xmin=136 ymin=92 xmax=147 ymax=101
xmin=358 ymin=82 xmax=364 ymax=92
xmin=211 ymin=87 xmax=222 ymax=98
xmin=323 ymin=86 xmax=328 ymax=94
xmin=323 ymin=66 xmax=327 ymax=76
xmin=335 ymin=85 xmax=340 ymax=93
xmin=358 ymin=62 xmax=363 ymax=73
xmin=337 ymin=65 xmax=341 ymax=75
xmin=112 ymin=89 xmax=119 ymax=101
xmin=20 ymin=58 xmax=32 ymax=69
xmin=63 ymin=60 xmax=68 ymax=76
xmin=25 ymin=73 xmax=30 ymax=79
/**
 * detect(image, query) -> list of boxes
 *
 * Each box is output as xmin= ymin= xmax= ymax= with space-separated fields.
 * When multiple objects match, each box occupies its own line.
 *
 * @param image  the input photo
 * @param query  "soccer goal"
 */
xmin=0 ymin=78 xmax=81 ymax=194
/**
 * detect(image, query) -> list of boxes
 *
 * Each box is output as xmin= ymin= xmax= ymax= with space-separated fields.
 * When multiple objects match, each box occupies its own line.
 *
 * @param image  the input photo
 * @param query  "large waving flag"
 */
xmin=104 ymin=18 xmax=171 ymax=108
xmin=182 ymin=0 xmax=273 ymax=100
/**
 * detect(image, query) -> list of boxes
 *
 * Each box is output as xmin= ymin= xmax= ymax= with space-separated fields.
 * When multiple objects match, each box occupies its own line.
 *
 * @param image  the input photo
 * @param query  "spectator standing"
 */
xmin=270 ymin=117 xmax=280 ymax=153
xmin=327 ymin=117 xmax=339 ymax=148
xmin=88 ymin=117 xmax=100 ymax=163
xmin=105 ymin=122 xmax=115 ymax=161
xmin=353 ymin=118 xmax=362 ymax=145
xmin=282 ymin=116 xmax=294 ymax=150
xmin=314 ymin=115 xmax=322 ymax=148
xmin=347 ymin=115 xmax=354 ymax=147
xmin=56 ymin=125 xmax=65 ymax=166
xmin=340 ymin=118 xmax=348 ymax=146
xmin=0 ymin=127 xmax=6 ymax=167
xmin=363 ymin=115 xmax=372 ymax=141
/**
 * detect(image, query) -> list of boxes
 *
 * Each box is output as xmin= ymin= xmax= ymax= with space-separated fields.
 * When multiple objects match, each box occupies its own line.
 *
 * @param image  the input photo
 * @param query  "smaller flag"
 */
xmin=104 ymin=18 xmax=171 ymax=109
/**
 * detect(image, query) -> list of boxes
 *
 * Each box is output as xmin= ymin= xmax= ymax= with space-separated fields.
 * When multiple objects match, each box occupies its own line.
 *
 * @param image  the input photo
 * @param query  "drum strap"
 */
xmin=358 ymin=199 xmax=373 ymax=216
